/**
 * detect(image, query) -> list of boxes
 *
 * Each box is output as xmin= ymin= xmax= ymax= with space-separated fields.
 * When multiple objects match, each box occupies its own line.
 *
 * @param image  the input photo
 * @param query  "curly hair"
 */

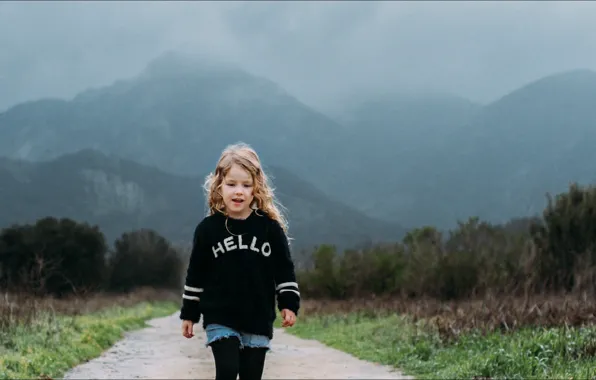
xmin=203 ymin=142 xmax=289 ymax=233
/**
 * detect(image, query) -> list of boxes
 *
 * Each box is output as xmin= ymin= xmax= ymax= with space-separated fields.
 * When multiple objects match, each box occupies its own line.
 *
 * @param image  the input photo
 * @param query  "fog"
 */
xmin=2 ymin=1 xmax=596 ymax=112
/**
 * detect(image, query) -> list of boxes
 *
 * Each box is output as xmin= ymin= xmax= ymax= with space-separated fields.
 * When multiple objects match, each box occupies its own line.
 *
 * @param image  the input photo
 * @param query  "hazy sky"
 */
xmin=2 ymin=1 xmax=596 ymax=112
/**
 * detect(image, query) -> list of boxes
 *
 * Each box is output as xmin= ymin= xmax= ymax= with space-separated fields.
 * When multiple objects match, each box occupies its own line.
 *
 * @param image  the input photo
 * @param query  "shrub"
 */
xmin=297 ymin=183 xmax=596 ymax=301
xmin=106 ymin=228 xmax=185 ymax=292
xmin=0 ymin=217 xmax=107 ymax=297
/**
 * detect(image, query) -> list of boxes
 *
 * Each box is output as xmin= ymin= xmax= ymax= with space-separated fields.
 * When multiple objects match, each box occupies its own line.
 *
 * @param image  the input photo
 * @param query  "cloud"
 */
xmin=1 ymin=1 xmax=596 ymax=111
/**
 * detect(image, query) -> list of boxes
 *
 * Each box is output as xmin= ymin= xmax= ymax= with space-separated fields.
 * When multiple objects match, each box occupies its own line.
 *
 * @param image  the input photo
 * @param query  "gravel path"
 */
xmin=63 ymin=313 xmax=413 ymax=379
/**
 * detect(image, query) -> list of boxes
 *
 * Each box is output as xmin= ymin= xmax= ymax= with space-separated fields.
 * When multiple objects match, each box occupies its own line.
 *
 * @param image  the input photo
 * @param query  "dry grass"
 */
xmin=301 ymin=292 xmax=596 ymax=342
xmin=0 ymin=286 xmax=179 ymax=330
xmin=0 ymin=287 xmax=179 ymax=379
xmin=292 ymin=295 xmax=596 ymax=379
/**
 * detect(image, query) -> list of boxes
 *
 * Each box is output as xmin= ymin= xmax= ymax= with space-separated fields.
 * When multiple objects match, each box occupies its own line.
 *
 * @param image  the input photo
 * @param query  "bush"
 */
xmin=0 ymin=217 xmax=107 ymax=297
xmin=4 ymin=181 xmax=596 ymax=305
xmin=297 ymin=183 xmax=596 ymax=301
xmin=106 ymin=229 xmax=185 ymax=292
xmin=0 ymin=217 xmax=186 ymax=298
xmin=530 ymin=182 xmax=596 ymax=292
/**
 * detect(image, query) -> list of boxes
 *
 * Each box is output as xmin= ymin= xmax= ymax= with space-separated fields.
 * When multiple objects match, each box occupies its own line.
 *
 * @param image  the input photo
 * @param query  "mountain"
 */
xmin=0 ymin=52 xmax=358 ymax=199
xmin=0 ymin=149 xmax=203 ymax=247
xmin=2 ymin=51 xmax=596 ymax=231
xmin=455 ymin=69 xmax=596 ymax=221
xmin=337 ymin=69 xmax=596 ymax=227
xmin=334 ymin=91 xmax=482 ymax=224
xmin=394 ymin=69 xmax=596 ymax=226
xmin=0 ymin=149 xmax=405 ymax=255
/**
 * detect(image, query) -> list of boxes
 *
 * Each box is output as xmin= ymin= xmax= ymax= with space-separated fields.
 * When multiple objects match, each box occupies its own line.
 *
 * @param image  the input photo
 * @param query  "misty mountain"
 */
xmin=0 ymin=53 xmax=481 ymax=229
xmin=0 ymin=52 xmax=358 ymax=198
xmin=451 ymin=69 xmax=596 ymax=221
xmin=1 ymin=52 xmax=596 ymax=231
xmin=0 ymin=149 xmax=404 ymax=254
xmin=346 ymin=69 xmax=596 ymax=227
xmin=334 ymin=92 xmax=482 ymax=219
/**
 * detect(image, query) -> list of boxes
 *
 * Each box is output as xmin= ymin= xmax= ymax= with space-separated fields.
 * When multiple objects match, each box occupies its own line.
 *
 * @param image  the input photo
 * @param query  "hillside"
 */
xmin=393 ymin=69 xmax=596 ymax=226
xmin=339 ymin=69 xmax=596 ymax=227
xmin=0 ymin=52 xmax=357 ymax=200
xmin=0 ymin=149 xmax=405 ymax=255
xmin=335 ymin=92 xmax=482 ymax=222
xmin=458 ymin=69 xmax=596 ymax=221
xmin=2 ymin=52 xmax=596 ymax=231
xmin=0 ymin=54 xmax=485 ymax=229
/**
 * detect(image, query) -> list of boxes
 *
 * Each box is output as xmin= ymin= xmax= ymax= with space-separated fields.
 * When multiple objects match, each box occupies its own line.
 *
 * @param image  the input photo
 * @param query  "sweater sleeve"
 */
xmin=179 ymin=220 xmax=210 ymax=323
xmin=271 ymin=220 xmax=301 ymax=316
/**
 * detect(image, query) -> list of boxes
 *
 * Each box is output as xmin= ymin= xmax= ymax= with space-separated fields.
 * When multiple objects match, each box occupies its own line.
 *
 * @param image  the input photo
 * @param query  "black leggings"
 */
xmin=210 ymin=337 xmax=268 ymax=380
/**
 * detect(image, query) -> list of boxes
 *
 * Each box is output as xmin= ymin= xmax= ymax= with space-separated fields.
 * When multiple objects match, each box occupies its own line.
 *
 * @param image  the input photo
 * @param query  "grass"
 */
xmin=287 ymin=298 xmax=596 ymax=379
xmin=0 ymin=287 xmax=180 ymax=380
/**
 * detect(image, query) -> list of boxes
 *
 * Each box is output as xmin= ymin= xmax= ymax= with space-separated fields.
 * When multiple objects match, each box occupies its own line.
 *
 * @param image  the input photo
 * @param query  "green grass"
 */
xmin=288 ymin=312 xmax=596 ymax=379
xmin=0 ymin=300 xmax=178 ymax=380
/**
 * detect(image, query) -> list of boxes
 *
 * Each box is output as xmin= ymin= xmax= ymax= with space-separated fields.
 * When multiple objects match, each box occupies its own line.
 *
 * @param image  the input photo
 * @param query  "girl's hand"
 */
xmin=182 ymin=320 xmax=194 ymax=338
xmin=281 ymin=309 xmax=296 ymax=327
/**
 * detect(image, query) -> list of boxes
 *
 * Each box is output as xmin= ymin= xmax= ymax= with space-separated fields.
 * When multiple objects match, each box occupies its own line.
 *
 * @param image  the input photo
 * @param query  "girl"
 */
xmin=180 ymin=142 xmax=300 ymax=380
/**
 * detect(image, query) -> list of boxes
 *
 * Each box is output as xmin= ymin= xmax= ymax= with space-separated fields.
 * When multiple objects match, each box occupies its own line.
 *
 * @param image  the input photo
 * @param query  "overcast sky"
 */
xmin=1 ymin=1 xmax=596 ymax=112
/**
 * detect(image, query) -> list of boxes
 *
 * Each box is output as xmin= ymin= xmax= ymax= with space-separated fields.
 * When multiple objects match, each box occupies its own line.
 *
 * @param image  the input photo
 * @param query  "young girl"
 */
xmin=180 ymin=142 xmax=300 ymax=380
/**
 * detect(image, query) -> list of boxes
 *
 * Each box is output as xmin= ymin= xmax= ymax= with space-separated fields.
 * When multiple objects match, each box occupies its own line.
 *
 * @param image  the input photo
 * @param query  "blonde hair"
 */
xmin=203 ymin=142 xmax=289 ymax=233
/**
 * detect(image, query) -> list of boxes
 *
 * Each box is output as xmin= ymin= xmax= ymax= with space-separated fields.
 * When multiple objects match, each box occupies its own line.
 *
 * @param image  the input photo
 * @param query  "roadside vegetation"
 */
xmin=291 ymin=183 xmax=596 ymax=379
xmin=3 ymin=182 xmax=596 ymax=379
xmin=0 ymin=220 xmax=186 ymax=379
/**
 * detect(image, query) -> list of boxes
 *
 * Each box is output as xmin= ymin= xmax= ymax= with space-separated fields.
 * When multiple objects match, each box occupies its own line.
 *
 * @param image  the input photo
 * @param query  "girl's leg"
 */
xmin=238 ymin=347 xmax=268 ymax=380
xmin=210 ymin=337 xmax=241 ymax=380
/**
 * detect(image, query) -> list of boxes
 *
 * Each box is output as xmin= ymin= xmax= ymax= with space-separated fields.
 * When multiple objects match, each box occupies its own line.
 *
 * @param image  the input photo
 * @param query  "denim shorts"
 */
xmin=205 ymin=323 xmax=270 ymax=350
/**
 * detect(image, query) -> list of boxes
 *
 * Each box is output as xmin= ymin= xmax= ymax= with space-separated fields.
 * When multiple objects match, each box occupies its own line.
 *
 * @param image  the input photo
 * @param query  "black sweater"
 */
xmin=179 ymin=210 xmax=300 ymax=339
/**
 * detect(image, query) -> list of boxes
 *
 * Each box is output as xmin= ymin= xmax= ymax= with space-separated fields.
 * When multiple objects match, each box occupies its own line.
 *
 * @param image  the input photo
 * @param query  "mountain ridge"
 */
xmin=0 ymin=149 xmax=406 ymax=255
xmin=336 ymin=67 xmax=596 ymax=226
xmin=0 ymin=53 xmax=355 ymax=199
xmin=1 ymin=52 xmax=595 ymax=231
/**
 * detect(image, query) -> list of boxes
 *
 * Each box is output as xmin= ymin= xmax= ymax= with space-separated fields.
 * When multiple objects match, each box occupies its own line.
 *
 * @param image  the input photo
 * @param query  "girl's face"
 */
xmin=222 ymin=163 xmax=255 ymax=219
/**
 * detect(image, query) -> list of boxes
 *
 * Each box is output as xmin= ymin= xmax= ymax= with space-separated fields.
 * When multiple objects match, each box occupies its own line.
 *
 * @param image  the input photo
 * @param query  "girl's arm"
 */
xmin=271 ymin=221 xmax=301 ymax=316
xmin=180 ymin=220 xmax=210 ymax=323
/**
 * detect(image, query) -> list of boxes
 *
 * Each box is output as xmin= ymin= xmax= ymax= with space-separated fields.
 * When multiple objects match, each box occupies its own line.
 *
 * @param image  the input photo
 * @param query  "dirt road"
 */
xmin=63 ymin=313 xmax=413 ymax=379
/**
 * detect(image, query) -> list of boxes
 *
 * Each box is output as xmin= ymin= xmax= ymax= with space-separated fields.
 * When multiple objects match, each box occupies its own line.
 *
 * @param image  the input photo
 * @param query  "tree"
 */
xmin=107 ymin=229 xmax=184 ymax=292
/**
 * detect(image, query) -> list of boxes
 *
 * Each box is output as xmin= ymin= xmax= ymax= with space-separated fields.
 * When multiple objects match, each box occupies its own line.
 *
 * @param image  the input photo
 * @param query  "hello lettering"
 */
xmin=212 ymin=235 xmax=271 ymax=258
